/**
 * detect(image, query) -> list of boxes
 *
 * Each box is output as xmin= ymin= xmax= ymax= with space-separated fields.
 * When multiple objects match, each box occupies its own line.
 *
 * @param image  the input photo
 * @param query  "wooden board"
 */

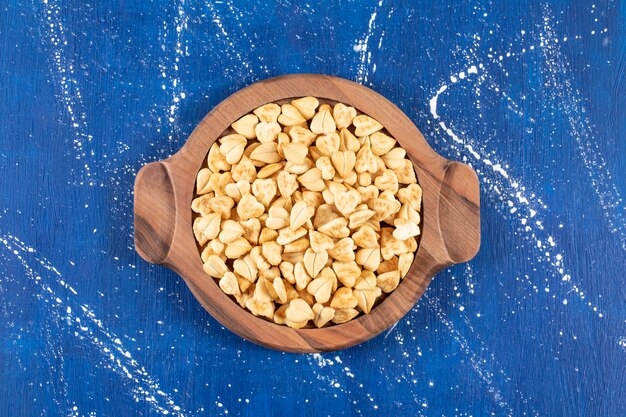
xmin=134 ymin=74 xmax=480 ymax=352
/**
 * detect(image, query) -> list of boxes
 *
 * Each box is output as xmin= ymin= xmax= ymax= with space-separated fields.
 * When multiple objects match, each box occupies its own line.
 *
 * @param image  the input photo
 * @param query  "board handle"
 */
xmin=134 ymin=161 xmax=177 ymax=264
xmin=437 ymin=161 xmax=481 ymax=264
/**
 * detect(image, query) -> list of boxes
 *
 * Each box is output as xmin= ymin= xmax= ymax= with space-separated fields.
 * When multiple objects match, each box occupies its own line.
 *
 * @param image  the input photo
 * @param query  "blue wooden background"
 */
xmin=1 ymin=1 xmax=624 ymax=416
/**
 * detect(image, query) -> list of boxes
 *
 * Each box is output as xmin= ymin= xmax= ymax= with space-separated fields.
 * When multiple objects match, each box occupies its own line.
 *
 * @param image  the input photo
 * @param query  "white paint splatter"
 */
xmin=383 ymin=320 xmax=399 ymax=338
xmin=0 ymin=235 xmax=187 ymax=416
xmin=540 ymin=5 xmax=626 ymax=251
xmin=304 ymin=352 xmax=378 ymax=412
xmin=429 ymin=85 xmax=448 ymax=119
xmin=203 ymin=1 xmax=263 ymax=80
xmin=425 ymin=294 xmax=516 ymax=417
xmin=311 ymin=353 xmax=334 ymax=367
xmin=354 ymin=0 xmax=383 ymax=83
xmin=40 ymin=0 xmax=95 ymax=186
xmin=158 ymin=0 xmax=189 ymax=144
xmin=429 ymin=62 xmax=605 ymax=318
xmin=618 ymin=336 xmax=626 ymax=352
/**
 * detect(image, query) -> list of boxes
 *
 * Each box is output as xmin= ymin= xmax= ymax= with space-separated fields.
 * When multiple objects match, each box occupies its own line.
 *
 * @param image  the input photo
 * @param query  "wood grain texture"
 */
xmin=134 ymin=74 xmax=481 ymax=352
xmin=1 ymin=0 xmax=625 ymax=416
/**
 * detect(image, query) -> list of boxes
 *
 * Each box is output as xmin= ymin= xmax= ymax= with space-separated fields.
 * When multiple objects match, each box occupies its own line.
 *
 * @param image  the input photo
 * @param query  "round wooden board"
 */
xmin=134 ymin=74 xmax=480 ymax=353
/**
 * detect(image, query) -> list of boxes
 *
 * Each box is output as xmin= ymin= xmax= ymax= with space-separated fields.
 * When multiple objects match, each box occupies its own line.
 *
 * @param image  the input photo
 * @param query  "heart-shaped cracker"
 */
xmin=380 ymin=228 xmax=406 ymax=261
xmin=398 ymin=252 xmax=414 ymax=279
xmin=277 ymin=170 xmax=298 ymax=198
xmin=278 ymin=104 xmax=306 ymax=126
xmin=278 ymin=261 xmax=295 ymax=284
xmin=355 ymin=247 xmax=381 ymax=271
xmin=317 ymin=217 xmax=350 ymax=239
xmin=376 ymin=270 xmax=400 ymax=293
xmin=309 ymin=230 xmax=334 ymax=253
xmin=316 ymin=132 xmax=340 ymax=156
xmin=288 ymin=126 xmax=317 ymax=146
xmin=219 ymin=134 xmax=247 ymax=165
xmin=334 ymin=189 xmax=362 ymax=218
xmin=196 ymin=213 xmax=221 ymax=241
xmin=196 ymin=168 xmax=212 ymax=194
xmin=331 ymin=261 xmax=360 ymax=287
xmin=331 ymin=151 xmax=356 ymax=179
xmin=310 ymin=108 xmax=336 ymax=134
xmin=290 ymin=201 xmax=315 ymax=230
xmin=327 ymin=237 xmax=355 ymax=262
xmin=353 ymin=286 xmax=381 ymax=313
xmin=245 ymin=298 xmax=275 ymax=319
xmin=234 ymin=255 xmax=258 ymax=282
xmin=377 ymin=255 xmax=398 ymax=275
xmin=207 ymin=172 xmax=233 ymax=196
xmin=272 ymin=278 xmax=288 ymax=303
xmin=207 ymin=144 xmax=231 ymax=173
xmin=369 ymin=132 xmax=396 ymax=156
xmin=330 ymin=287 xmax=358 ymax=309
xmin=219 ymin=219 xmax=245 ymax=243
xmin=303 ymin=248 xmax=328 ymax=278
xmin=331 ymin=308 xmax=359 ymax=324
xmin=250 ymin=142 xmax=281 ymax=164
xmin=257 ymin=162 xmax=285 ymax=179
xmin=356 ymin=185 xmax=379 ymax=202
xmin=348 ymin=209 xmax=375 ymax=229
xmin=255 ymin=122 xmax=281 ymax=143
xmin=291 ymin=96 xmax=319 ymax=120
xmin=285 ymin=298 xmax=315 ymax=322
xmin=262 ymin=241 xmax=283 ymax=266
xmin=394 ymin=159 xmax=418 ymax=184
xmin=277 ymin=226 xmax=308 ymax=245
xmin=397 ymin=203 xmax=421 ymax=225
xmin=282 ymin=143 xmax=309 ymax=165
xmin=237 ymin=194 xmax=265 ymax=221
xmin=302 ymin=191 xmax=323 ymax=210
xmin=225 ymin=179 xmax=251 ymax=202
xmin=203 ymin=255 xmax=229 ymax=278
xmin=253 ymin=103 xmax=281 ymax=123
xmin=283 ymin=236 xmax=310 ymax=253
xmin=367 ymin=197 xmax=401 ymax=221
xmin=392 ymin=218 xmax=420 ymax=241
xmin=266 ymin=206 xmax=290 ymax=230
xmin=354 ymin=270 xmax=377 ymax=290
xmin=285 ymin=158 xmax=314 ymax=175
xmin=259 ymin=227 xmax=278 ymax=244
xmin=239 ymin=218 xmax=261 ymax=245
xmin=332 ymin=103 xmax=357 ymax=129
xmin=374 ymin=169 xmax=399 ymax=194
xmin=231 ymin=114 xmax=259 ymax=139
xmin=316 ymin=156 xmax=336 ymax=180
xmin=397 ymin=183 xmax=422 ymax=212
xmin=381 ymin=147 xmax=406 ymax=169
xmin=200 ymin=239 xmax=224 ymax=263
xmin=252 ymin=178 xmax=277 ymax=207
xmin=298 ymin=168 xmax=325 ymax=192
xmin=352 ymin=114 xmax=383 ymax=136
xmin=312 ymin=303 xmax=335 ymax=328
xmin=219 ymin=271 xmax=241 ymax=295
xmin=307 ymin=274 xmax=335 ymax=304
xmin=208 ymin=196 xmax=235 ymax=219
xmin=231 ymin=156 xmax=258 ymax=183
xmin=225 ymin=237 xmax=253 ymax=259
xmin=352 ymin=225 xmax=379 ymax=248
xmin=355 ymin=141 xmax=378 ymax=174
xmin=339 ymin=128 xmax=360 ymax=152
xmin=294 ymin=261 xmax=312 ymax=290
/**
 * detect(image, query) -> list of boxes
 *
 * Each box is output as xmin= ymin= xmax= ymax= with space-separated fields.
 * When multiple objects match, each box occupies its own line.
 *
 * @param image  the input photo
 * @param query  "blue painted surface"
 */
xmin=1 ymin=1 xmax=625 ymax=416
